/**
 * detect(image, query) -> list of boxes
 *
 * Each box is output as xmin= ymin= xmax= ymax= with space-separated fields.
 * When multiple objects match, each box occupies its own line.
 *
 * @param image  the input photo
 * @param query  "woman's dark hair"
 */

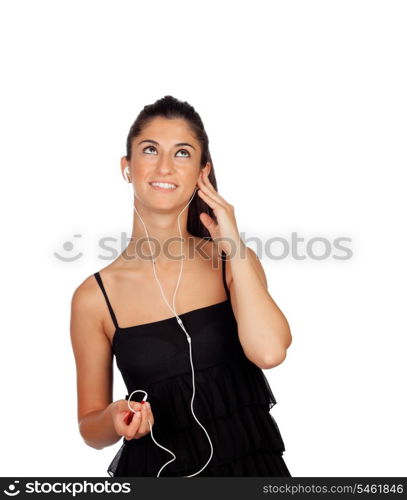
xmin=125 ymin=95 xmax=218 ymax=241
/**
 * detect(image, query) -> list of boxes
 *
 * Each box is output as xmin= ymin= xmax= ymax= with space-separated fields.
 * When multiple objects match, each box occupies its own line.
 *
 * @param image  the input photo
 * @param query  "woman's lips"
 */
xmin=149 ymin=183 xmax=178 ymax=193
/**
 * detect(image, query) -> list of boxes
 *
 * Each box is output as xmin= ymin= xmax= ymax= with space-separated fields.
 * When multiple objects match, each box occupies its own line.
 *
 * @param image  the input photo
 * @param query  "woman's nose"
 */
xmin=155 ymin=158 xmax=175 ymax=174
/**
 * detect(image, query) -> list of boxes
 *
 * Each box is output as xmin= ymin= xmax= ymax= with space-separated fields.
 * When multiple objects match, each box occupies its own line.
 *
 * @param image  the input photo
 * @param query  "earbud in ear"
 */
xmin=123 ymin=166 xmax=131 ymax=182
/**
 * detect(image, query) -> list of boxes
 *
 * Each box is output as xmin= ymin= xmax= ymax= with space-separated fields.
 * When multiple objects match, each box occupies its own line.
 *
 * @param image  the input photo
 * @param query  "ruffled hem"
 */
xmin=176 ymin=447 xmax=291 ymax=477
xmin=123 ymin=354 xmax=277 ymax=432
xmin=108 ymin=402 xmax=287 ymax=477
xmin=110 ymin=445 xmax=290 ymax=477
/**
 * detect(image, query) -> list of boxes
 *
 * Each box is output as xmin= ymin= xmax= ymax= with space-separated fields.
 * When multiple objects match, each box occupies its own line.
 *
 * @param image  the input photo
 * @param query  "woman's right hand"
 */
xmin=109 ymin=399 xmax=155 ymax=441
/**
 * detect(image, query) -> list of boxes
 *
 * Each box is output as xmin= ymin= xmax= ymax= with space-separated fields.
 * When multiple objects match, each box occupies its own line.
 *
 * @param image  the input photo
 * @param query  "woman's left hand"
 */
xmin=197 ymin=170 xmax=241 ymax=256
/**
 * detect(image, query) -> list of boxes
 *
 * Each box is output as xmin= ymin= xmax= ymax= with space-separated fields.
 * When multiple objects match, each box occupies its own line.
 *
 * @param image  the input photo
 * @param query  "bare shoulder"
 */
xmin=70 ymin=272 xmax=109 ymax=344
xmin=70 ymin=273 xmax=101 ymax=320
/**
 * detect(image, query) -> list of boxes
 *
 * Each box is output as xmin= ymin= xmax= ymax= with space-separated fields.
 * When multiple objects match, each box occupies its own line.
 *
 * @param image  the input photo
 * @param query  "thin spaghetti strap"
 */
xmin=94 ymin=272 xmax=119 ymax=330
xmin=220 ymin=251 xmax=231 ymax=300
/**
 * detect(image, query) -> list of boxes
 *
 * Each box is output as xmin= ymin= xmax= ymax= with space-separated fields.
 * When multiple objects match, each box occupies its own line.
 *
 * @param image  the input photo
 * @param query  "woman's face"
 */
xmin=121 ymin=116 xmax=211 ymax=208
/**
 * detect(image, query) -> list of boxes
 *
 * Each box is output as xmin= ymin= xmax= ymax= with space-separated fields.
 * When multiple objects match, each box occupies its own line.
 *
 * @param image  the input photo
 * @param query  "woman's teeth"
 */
xmin=150 ymin=182 xmax=177 ymax=190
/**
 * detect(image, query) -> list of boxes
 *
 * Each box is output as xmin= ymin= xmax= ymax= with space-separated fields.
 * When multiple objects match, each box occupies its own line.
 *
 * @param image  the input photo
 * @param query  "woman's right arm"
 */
xmin=70 ymin=276 xmax=156 ymax=450
xmin=70 ymin=277 xmax=121 ymax=450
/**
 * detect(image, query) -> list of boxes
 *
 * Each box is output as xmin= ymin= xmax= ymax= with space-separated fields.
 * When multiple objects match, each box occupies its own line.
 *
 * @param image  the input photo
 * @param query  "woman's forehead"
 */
xmin=134 ymin=119 xmax=198 ymax=148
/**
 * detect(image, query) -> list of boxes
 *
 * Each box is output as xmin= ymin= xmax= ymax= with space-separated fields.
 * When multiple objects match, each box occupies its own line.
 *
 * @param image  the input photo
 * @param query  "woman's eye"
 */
xmin=176 ymin=149 xmax=190 ymax=158
xmin=143 ymin=146 xmax=190 ymax=158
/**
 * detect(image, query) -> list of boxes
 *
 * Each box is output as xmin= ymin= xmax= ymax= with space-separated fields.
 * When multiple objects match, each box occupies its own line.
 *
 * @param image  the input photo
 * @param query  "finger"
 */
xmin=115 ymin=401 xmax=134 ymax=433
xmin=199 ymin=171 xmax=229 ymax=205
xmin=197 ymin=188 xmax=218 ymax=209
xmin=197 ymin=172 xmax=217 ymax=196
xmin=126 ymin=400 xmax=139 ymax=422
xmin=199 ymin=170 xmax=218 ymax=192
xmin=117 ymin=400 xmax=131 ymax=419
xmin=197 ymin=181 xmax=228 ymax=208
xmin=116 ymin=411 xmax=133 ymax=438
xmin=137 ymin=402 xmax=150 ymax=435
xmin=125 ymin=405 xmax=142 ymax=440
xmin=144 ymin=403 xmax=154 ymax=433
xmin=124 ymin=411 xmax=133 ymax=426
xmin=147 ymin=403 xmax=154 ymax=427
xmin=126 ymin=410 xmax=141 ymax=440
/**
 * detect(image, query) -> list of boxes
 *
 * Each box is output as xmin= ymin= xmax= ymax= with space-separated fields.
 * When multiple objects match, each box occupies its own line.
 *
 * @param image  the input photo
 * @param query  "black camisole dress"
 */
xmin=93 ymin=251 xmax=291 ymax=477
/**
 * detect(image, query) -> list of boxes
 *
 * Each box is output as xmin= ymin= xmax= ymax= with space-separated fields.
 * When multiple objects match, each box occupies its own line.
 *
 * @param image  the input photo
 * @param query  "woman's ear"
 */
xmin=196 ymin=163 xmax=211 ymax=187
xmin=201 ymin=163 xmax=211 ymax=178
xmin=120 ymin=156 xmax=130 ymax=181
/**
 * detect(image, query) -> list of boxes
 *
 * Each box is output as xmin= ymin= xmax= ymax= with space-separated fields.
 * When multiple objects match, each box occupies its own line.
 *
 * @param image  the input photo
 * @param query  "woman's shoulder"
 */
xmin=70 ymin=275 xmax=95 ymax=316
xmin=71 ymin=267 xmax=110 ymax=313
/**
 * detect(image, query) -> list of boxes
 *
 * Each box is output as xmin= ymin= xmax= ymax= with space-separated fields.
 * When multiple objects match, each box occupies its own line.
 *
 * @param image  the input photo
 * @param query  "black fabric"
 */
xmin=94 ymin=251 xmax=291 ymax=477
xmin=94 ymin=271 xmax=119 ymax=329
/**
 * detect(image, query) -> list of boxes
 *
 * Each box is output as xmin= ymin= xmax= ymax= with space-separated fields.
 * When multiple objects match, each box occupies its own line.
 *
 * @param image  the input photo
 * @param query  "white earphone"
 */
xmin=122 ymin=165 xmax=210 ymax=477
xmin=123 ymin=166 xmax=131 ymax=183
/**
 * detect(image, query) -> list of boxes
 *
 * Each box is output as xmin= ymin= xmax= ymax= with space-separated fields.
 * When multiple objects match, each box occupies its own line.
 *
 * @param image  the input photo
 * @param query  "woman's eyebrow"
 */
xmin=138 ymin=139 xmax=196 ymax=150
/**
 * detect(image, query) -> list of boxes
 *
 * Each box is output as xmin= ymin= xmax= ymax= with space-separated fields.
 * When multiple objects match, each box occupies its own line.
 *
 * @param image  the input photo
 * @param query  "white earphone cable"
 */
xmin=123 ymin=168 xmax=214 ymax=477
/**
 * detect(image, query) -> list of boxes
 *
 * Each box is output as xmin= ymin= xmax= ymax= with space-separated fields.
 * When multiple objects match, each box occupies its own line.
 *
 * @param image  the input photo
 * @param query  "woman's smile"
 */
xmin=148 ymin=181 xmax=179 ymax=192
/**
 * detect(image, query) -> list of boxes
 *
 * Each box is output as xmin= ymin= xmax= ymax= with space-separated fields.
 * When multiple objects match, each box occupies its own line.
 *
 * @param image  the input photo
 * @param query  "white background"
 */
xmin=1 ymin=0 xmax=406 ymax=477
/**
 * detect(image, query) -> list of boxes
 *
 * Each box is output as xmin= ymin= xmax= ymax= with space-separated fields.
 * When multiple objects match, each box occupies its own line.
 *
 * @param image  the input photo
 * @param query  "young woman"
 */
xmin=70 ymin=95 xmax=292 ymax=477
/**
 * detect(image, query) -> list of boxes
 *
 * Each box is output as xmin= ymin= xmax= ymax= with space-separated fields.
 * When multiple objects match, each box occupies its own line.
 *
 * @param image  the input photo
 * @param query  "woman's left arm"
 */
xmin=228 ymin=241 xmax=292 ymax=369
xmin=197 ymin=169 xmax=292 ymax=370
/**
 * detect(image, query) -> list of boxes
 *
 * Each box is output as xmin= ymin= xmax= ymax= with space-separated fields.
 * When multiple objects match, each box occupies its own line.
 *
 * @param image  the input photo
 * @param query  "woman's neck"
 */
xmin=122 ymin=212 xmax=195 ymax=267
